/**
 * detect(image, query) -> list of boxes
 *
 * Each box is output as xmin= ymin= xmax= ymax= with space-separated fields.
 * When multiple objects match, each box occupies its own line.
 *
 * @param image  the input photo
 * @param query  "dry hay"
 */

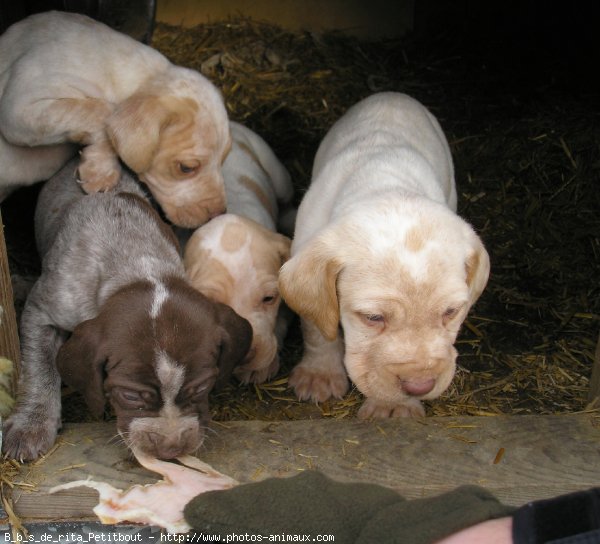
xmin=151 ymin=18 xmax=599 ymax=420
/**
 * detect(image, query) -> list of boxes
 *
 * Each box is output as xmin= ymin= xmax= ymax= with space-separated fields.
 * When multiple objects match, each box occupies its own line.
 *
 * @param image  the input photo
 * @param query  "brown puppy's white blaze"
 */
xmin=185 ymin=215 xmax=290 ymax=384
xmin=126 ymin=351 xmax=201 ymax=460
xmin=114 ymin=281 xmax=214 ymax=459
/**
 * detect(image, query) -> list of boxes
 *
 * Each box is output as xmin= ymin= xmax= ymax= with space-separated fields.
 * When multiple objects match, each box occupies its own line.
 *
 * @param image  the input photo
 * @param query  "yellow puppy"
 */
xmin=0 ymin=11 xmax=230 ymax=228
xmin=280 ymin=93 xmax=490 ymax=418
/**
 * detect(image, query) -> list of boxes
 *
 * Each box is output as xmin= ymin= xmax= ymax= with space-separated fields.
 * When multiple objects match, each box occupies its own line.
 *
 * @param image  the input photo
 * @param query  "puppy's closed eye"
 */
xmin=113 ymin=387 xmax=159 ymax=410
xmin=176 ymin=160 xmax=201 ymax=177
xmin=441 ymin=303 xmax=466 ymax=326
xmin=182 ymin=382 xmax=211 ymax=400
xmin=442 ymin=307 xmax=459 ymax=323
xmin=261 ymin=293 xmax=279 ymax=306
xmin=178 ymin=371 xmax=217 ymax=407
xmin=361 ymin=313 xmax=385 ymax=327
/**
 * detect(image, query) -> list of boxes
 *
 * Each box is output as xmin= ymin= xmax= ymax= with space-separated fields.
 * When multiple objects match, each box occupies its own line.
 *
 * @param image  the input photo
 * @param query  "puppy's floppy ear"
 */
xmin=267 ymin=230 xmax=292 ymax=265
xmin=56 ymin=317 xmax=108 ymax=417
xmin=214 ymin=303 xmax=253 ymax=388
xmin=279 ymin=232 xmax=343 ymax=341
xmin=465 ymin=232 xmax=491 ymax=307
xmin=106 ymin=93 xmax=174 ymax=173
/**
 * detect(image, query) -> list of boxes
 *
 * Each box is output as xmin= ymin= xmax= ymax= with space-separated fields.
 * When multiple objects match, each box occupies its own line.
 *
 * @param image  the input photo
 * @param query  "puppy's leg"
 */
xmin=289 ymin=318 xmax=348 ymax=402
xmin=0 ymin=94 xmax=120 ymax=192
xmin=76 ymin=137 xmax=121 ymax=194
xmin=235 ymin=355 xmax=279 ymax=386
xmin=2 ymin=291 xmax=66 ymax=461
xmin=357 ymin=397 xmax=426 ymax=419
xmin=0 ymin=134 xmax=76 ymax=191
xmin=239 ymin=304 xmax=293 ymax=383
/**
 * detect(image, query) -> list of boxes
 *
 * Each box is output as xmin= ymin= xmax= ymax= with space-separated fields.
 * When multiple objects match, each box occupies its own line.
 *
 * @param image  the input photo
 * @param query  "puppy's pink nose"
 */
xmin=401 ymin=378 xmax=436 ymax=396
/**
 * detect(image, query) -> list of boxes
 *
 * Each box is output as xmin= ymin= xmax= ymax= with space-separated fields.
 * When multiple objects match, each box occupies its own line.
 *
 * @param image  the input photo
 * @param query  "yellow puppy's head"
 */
xmin=185 ymin=215 xmax=291 ymax=384
xmin=107 ymin=68 xmax=231 ymax=228
xmin=279 ymin=200 xmax=489 ymax=406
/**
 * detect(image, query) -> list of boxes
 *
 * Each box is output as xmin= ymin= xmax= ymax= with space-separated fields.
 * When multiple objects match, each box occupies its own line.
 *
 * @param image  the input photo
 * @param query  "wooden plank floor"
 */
xmin=5 ymin=413 xmax=600 ymax=522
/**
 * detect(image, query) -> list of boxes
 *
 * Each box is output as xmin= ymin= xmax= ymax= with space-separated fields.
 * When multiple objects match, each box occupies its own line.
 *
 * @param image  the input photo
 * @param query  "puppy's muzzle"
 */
xmin=384 ymin=362 xmax=441 ymax=397
xmin=163 ymin=197 xmax=226 ymax=228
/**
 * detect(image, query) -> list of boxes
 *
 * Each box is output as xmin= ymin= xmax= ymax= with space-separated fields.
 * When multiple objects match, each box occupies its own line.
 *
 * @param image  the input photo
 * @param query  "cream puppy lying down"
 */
xmin=184 ymin=122 xmax=293 ymax=384
xmin=0 ymin=11 xmax=230 ymax=227
xmin=279 ymin=92 xmax=490 ymax=419
xmin=222 ymin=122 xmax=294 ymax=231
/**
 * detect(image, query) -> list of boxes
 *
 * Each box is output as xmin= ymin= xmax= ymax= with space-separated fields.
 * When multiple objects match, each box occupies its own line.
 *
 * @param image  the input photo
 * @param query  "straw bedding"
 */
xmin=151 ymin=18 xmax=599 ymax=419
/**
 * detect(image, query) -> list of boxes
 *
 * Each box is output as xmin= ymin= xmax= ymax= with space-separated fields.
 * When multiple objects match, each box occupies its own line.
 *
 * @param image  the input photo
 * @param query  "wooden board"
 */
xmin=0 ymin=211 xmax=20 ymax=375
xmin=5 ymin=413 xmax=600 ymax=522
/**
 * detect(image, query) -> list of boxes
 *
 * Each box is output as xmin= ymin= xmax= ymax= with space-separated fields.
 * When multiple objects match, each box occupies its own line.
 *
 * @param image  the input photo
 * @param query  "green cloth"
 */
xmin=184 ymin=471 xmax=515 ymax=543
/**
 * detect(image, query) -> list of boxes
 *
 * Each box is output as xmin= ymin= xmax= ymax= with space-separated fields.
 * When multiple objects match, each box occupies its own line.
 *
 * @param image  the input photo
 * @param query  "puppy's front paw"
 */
xmin=357 ymin=397 xmax=426 ymax=419
xmin=235 ymin=355 xmax=280 ymax=385
xmin=289 ymin=362 xmax=349 ymax=403
xmin=2 ymin=412 xmax=60 ymax=461
xmin=77 ymin=143 xmax=121 ymax=193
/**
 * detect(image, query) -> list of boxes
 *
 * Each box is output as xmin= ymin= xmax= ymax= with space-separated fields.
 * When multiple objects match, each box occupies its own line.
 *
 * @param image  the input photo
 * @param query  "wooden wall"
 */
xmin=156 ymin=0 xmax=414 ymax=39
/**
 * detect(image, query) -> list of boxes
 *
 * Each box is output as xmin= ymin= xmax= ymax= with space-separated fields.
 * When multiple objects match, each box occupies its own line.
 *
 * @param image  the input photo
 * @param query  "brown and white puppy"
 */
xmin=1 ymin=159 xmax=251 ymax=462
xmin=184 ymin=122 xmax=293 ymax=384
xmin=279 ymin=92 xmax=490 ymax=419
xmin=0 ymin=11 xmax=230 ymax=228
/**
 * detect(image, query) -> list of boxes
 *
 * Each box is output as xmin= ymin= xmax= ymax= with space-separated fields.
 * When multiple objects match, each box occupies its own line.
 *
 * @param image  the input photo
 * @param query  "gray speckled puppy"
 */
xmin=2 ymin=159 xmax=251 ymax=462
